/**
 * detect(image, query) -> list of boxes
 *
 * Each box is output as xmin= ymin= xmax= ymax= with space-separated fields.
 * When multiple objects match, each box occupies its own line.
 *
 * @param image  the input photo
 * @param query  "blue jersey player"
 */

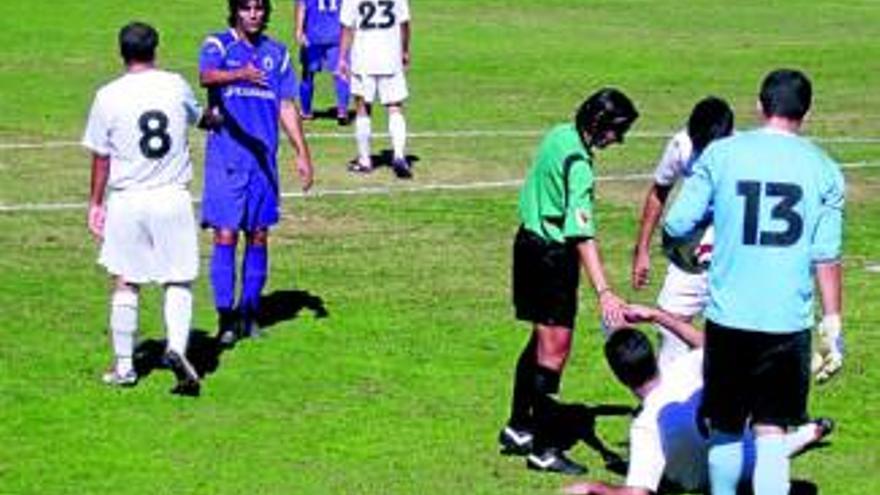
xmin=295 ymin=0 xmax=350 ymax=124
xmin=200 ymin=0 xmax=314 ymax=345
xmin=664 ymin=69 xmax=844 ymax=495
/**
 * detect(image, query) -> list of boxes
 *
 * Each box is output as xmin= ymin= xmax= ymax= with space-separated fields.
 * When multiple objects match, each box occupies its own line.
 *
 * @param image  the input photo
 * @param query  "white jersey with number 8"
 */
xmin=82 ymin=69 xmax=201 ymax=191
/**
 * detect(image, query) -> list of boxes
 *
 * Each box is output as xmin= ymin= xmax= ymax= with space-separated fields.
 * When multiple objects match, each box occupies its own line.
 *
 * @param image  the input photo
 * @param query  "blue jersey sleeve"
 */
xmin=199 ymin=34 xmax=227 ymax=73
xmin=811 ymin=158 xmax=845 ymax=263
xmin=664 ymin=149 xmax=716 ymax=240
xmin=277 ymin=47 xmax=297 ymax=101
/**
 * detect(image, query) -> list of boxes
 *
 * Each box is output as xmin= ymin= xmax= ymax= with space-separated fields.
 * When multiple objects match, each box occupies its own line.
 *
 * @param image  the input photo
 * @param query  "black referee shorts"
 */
xmin=511 ymin=226 xmax=579 ymax=329
xmin=702 ymin=320 xmax=811 ymax=432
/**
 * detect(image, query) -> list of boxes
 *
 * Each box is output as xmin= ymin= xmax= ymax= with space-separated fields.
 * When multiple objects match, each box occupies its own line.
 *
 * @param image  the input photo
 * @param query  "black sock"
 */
xmin=508 ymin=335 xmax=537 ymax=430
xmin=532 ymin=365 xmax=562 ymax=452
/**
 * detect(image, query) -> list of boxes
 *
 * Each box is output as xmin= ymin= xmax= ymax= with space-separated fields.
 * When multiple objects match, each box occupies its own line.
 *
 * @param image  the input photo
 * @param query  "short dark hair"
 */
xmin=604 ymin=328 xmax=658 ymax=390
xmin=227 ymin=0 xmax=272 ymax=28
xmin=687 ymin=96 xmax=734 ymax=154
xmin=759 ymin=69 xmax=812 ymax=120
xmin=118 ymin=22 xmax=158 ymax=64
xmin=575 ymin=88 xmax=639 ymax=146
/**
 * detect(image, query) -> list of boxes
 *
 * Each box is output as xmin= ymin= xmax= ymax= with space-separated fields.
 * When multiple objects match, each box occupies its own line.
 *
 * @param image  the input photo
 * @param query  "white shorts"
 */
xmin=99 ymin=185 xmax=198 ymax=284
xmin=351 ymin=71 xmax=408 ymax=105
xmin=655 ymin=263 xmax=709 ymax=373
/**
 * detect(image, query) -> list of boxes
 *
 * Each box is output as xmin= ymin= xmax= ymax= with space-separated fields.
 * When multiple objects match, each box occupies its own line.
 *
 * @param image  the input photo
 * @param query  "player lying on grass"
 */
xmin=564 ymin=306 xmax=833 ymax=495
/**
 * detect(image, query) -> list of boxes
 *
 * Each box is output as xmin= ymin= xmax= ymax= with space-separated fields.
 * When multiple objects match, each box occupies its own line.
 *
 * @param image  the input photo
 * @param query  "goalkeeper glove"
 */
xmin=812 ymin=314 xmax=844 ymax=383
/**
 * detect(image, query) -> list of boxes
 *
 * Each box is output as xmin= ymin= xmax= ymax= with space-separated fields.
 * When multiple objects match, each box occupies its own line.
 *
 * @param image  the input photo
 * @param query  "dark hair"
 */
xmin=759 ymin=69 xmax=812 ymax=120
xmin=575 ymin=88 xmax=639 ymax=145
xmin=687 ymin=96 xmax=734 ymax=154
xmin=227 ymin=0 xmax=272 ymax=28
xmin=604 ymin=328 xmax=658 ymax=390
xmin=118 ymin=22 xmax=158 ymax=64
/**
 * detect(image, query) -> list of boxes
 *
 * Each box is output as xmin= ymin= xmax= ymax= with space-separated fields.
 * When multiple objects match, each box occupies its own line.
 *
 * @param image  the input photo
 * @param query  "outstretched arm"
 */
xmin=578 ymin=239 xmax=627 ymax=330
xmin=624 ymin=304 xmax=704 ymax=348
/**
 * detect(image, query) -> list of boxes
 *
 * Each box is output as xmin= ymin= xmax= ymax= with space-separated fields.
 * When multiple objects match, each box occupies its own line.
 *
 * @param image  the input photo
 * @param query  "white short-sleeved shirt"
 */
xmin=626 ymin=350 xmax=708 ymax=493
xmin=653 ymin=129 xmax=695 ymax=187
xmin=340 ymin=0 xmax=410 ymax=75
xmin=82 ymin=69 xmax=201 ymax=191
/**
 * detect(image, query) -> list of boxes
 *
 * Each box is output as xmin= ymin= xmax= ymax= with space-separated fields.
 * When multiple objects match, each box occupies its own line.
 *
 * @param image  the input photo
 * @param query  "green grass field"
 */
xmin=1 ymin=1 xmax=879 ymax=493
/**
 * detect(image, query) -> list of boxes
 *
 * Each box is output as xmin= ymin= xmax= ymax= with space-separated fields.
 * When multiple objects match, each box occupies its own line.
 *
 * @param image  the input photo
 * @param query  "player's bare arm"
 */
xmin=294 ymin=1 xmax=307 ymax=46
xmin=200 ymin=64 xmax=268 ymax=88
xmin=87 ymin=153 xmax=110 ymax=240
xmin=401 ymin=21 xmax=411 ymax=70
xmin=577 ymin=239 xmax=627 ymax=329
xmin=623 ymin=304 xmax=704 ymax=348
xmin=631 ymin=182 xmax=672 ymax=289
xmin=814 ymin=261 xmax=843 ymax=381
xmin=336 ymin=26 xmax=354 ymax=80
xmin=564 ymin=480 xmax=651 ymax=495
xmin=279 ymin=99 xmax=314 ymax=191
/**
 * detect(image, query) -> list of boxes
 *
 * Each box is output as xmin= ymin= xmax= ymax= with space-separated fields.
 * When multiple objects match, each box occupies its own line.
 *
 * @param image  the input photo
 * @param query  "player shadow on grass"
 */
xmin=132 ymin=289 xmax=328 ymax=381
xmin=133 ymin=329 xmax=222 ymax=382
xmin=311 ymin=106 xmax=356 ymax=124
xmin=256 ymin=289 xmax=329 ymax=328
xmin=365 ymin=149 xmax=421 ymax=171
xmin=546 ymin=401 xmax=635 ymax=475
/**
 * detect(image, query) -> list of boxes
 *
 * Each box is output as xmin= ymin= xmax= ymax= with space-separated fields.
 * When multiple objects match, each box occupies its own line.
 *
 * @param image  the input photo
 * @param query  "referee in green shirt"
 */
xmin=498 ymin=88 xmax=639 ymax=475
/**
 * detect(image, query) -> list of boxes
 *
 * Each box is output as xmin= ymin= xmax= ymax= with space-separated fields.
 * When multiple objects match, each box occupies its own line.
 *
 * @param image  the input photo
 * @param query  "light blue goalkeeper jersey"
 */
xmin=664 ymin=127 xmax=845 ymax=333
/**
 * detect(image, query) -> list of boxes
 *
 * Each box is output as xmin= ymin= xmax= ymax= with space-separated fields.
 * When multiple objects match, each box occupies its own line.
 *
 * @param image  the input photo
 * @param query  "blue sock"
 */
xmin=708 ymin=431 xmax=745 ymax=495
xmin=210 ymin=243 xmax=236 ymax=312
xmin=335 ymin=74 xmax=350 ymax=115
xmin=753 ymin=435 xmax=789 ymax=495
xmin=240 ymin=244 xmax=268 ymax=330
xmin=299 ymin=72 xmax=314 ymax=116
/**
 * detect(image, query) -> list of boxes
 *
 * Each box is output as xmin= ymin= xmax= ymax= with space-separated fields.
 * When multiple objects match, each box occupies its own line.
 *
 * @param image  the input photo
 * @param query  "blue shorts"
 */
xmin=201 ymin=140 xmax=280 ymax=232
xmin=300 ymin=43 xmax=341 ymax=73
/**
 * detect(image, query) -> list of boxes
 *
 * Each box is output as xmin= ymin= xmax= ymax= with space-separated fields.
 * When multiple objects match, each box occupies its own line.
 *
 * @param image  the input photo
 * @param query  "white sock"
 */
xmin=388 ymin=110 xmax=407 ymax=160
xmin=164 ymin=284 xmax=193 ymax=356
xmin=784 ymin=422 xmax=818 ymax=455
xmin=110 ymin=289 xmax=138 ymax=375
xmin=355 ymin=115 xmax=372 ymax=166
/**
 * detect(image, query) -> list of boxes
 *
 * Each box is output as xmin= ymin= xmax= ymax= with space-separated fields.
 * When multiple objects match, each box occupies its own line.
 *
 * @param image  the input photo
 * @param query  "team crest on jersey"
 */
xmin=576 ymin=208 xmax=590 ymax=228
xmin=262 ymin=56 xmax=274 ymax=71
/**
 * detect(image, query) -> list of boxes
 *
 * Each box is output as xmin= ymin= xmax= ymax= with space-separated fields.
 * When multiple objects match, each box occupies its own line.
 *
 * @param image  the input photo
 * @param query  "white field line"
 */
xmin=3 ymin=130 xmax=880 ymax=150
xmin=0 ymin=162 xmax=877 ymax=213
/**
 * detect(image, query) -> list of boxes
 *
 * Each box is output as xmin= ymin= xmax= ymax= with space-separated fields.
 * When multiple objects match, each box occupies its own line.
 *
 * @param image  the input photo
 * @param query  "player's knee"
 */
xmin=535 ymin=335 xmax=572 ymax=370
xmin=112 ymin=277 xmax=139 ymax=294
xmin=214 ymin=229 xmax=238 ymax=245
xmin=112 ymin=286 xmax=139 ymax=308
xmin=246 ymin=229 xmax=269 ymax=246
